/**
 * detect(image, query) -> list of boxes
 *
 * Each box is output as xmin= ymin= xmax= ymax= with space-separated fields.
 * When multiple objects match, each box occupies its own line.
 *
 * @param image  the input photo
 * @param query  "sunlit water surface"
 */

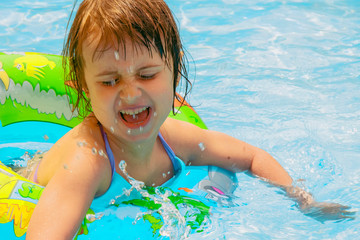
xmin=1 ymin=0 xmax=359 ymax=239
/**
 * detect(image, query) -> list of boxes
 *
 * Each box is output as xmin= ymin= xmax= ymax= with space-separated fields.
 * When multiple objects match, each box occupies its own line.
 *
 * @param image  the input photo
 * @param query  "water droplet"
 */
xmin=114 ymin=51 xmax=120 ymax=60
xmin=114 ymin=118 xmax=118 ymax=124
xmin=127 ymin=129 xmax=131 ymax=135
xmin=94 ymin=141 xmax=98 ymax=147
xmin=153 ymin=112 xmax=157 ymax=117
xmin=127 ymin=66 xmax=134 ymax=74
xmin=63 ymin=164 xmax=72 ymax=173
xmin=77 ymin=141 xmax=84 ymax=147
xmin=187 ymin=161 xmax=192 ymax=166
xmin=110 ymin=126 xmax=115 ymax=133
xmin=152 ymin=183 xmax=155 ymax=187
xmin=92 ymin=147 xmax=97 ymax=155
xmin=167 ymin=171 xmax=170 ymax=174
xmin=118 ymin=100 xmax=122 ymax=106
xmin=119 ymin=160 xmax=127 ymax=171
xmin=98 ymin=149 xmax=104 ymax=157
xmin=162 ymin=173 xmax=167 ymax=178
xmin=198 ymin=142 xmax=205 ymax=151
xmin=139 ymin=126 xmax=143 ymax=132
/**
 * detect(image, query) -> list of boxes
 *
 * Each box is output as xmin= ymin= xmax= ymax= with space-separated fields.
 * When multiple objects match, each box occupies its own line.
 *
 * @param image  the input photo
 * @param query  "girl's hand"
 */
xmin=302 ymin=202 xmax=356 ymax=222
xmin=285 ymin=186 xmax=356 ymax=222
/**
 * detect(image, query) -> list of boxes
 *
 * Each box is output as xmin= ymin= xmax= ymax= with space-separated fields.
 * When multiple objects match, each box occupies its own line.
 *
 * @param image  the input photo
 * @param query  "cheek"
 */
xmin=88 ymin=87 xmax=114 ymax=109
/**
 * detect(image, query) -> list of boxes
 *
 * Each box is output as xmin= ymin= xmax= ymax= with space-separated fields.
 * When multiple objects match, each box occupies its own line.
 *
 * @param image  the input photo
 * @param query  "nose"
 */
xmin=118 ymin=81 xmax=142 ymax=103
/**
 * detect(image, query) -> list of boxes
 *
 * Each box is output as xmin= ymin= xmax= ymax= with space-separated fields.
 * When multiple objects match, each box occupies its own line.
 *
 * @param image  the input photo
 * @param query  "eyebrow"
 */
xmin=95 ymin=65 xmax=163 ymax=77
xmin=95 ymin=70 xmax=118 ymax=77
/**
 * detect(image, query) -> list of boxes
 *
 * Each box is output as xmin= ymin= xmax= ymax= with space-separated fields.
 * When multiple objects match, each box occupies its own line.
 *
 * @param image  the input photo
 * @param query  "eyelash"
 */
xmin=102 ymin=79 xmax=119 ymax=86
xmin=139 ymin=73 xmax=156 ymax=80
xmin=101 ymin=73 xmax=157 ymax=86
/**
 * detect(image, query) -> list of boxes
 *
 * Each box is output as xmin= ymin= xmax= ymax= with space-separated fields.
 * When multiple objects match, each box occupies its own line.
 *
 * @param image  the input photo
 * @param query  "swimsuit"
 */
xmin=91 ymin=124 xmax=186 ymax=210
xmin=33 ymin=123 xmax=184 ymax=188
xmin=98 ymin=123 xmax=182 ymax=180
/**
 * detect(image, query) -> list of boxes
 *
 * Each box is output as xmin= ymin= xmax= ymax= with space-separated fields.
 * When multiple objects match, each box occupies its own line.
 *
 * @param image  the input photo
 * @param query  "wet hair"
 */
xmin=63 ymin=0 xmax=191 ymax=118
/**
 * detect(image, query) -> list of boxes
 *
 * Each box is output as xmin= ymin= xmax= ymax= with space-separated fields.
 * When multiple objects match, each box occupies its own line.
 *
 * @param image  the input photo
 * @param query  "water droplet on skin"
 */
xmin=94 ymin=142 xmax=98 ymax=147
xmin=98 ymin=149 xmax=104 ymax=157
xmin=110 ymin=126 xmax=115 ymax=133
xmin=114 ymin=51 xmax=120 ymax=60
xmin=187 ymin=161 xmax=192 ymax=166
xmin=198 ymin=142 xmax=205 ymax=151
xmin=167 ymin=171 xmax=170 ymax=175
xmin=152 ymin=183 xmax=155 ymax=187
xmin=139 ymin=126 xmax=143 ymax=132
xmin=92 ymin=148 xmax=97 ymax=155
xmin=118 ymin=100 xmax=122 ymax=106
xmin=127 ymin=129 xmax=131 ymax=135
xmin=121 ymin=148 xmax=124 ymax=153
xmin=127 ymin=66 xmax=134 ymax=74
xmin=162 ymin=173 xmax=167 ymax=178
xmin=153 ymin=112 xmax=157 ymax=117
xmin=119 ymin=160 xmax=127 ymax=171
xmin=114 ymin=118 xmax=118 ymax=124
xmin=63 ymin=164 xmax=72 ymax=173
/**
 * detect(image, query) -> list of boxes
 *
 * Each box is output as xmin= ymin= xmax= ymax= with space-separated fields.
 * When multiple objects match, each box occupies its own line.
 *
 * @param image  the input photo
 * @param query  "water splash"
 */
xmin=110 ymin=160 xmax=207 ymax=239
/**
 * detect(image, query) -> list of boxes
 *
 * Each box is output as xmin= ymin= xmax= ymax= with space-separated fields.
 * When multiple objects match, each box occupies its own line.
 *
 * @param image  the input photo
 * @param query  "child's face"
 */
xmin=82 ymin=38 xmax=174 ymax=142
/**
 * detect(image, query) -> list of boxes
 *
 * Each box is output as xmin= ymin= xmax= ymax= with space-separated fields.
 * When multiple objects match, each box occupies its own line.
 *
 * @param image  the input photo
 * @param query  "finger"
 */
xmin=339 ymin=205 xmax=351 ymax=210
xmin=341 ymin=210 xmax=357 ymax=216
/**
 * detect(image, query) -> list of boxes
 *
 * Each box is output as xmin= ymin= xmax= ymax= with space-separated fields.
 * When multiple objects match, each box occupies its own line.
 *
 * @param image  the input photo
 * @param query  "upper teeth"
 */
xmin=120 ymin=107 xmax=147 ymax=115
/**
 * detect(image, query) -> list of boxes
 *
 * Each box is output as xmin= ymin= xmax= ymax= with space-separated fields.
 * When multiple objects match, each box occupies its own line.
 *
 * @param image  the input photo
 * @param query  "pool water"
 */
xmin=1 ymin=0 xmax=359 ymax=239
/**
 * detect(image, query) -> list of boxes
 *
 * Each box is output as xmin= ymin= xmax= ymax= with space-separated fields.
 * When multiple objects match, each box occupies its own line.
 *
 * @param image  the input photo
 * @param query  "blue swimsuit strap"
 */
xmin=98 ymin=123 xmax=180 ymax=178
xmin=158 ymin=132 xmax=181 ymax=174
xmin=98 ymin=123 xmax=116 ymax=178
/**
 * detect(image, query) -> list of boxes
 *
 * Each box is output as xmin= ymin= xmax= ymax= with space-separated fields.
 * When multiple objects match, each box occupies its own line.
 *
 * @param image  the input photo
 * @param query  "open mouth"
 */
xmin=119 ymin=107 xmax=151 ymax=129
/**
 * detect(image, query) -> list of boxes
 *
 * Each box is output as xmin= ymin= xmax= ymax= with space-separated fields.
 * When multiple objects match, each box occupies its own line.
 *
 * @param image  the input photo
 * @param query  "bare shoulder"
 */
xmin=160 ymin=117 xmax=208 ymax=164
xmin=37 ymin=116 xmax=112 ymax=195
xmin=160 ymin=117 xmax=257 ymax=171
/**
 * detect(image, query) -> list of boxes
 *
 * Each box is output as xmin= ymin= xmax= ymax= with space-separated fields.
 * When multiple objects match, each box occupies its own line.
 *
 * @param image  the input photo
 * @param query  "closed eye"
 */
xmin=102 ymin=79 xmax=119 ymax=86
xmin=139 ymin=73 xmax=156 ymax=80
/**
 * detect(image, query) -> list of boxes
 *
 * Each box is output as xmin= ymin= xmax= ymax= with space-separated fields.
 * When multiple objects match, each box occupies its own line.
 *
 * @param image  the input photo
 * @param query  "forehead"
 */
xmin=82 ymin=39 xmax=158 ymax=63
xmin=82 ymin=36 xmax=159 ymax=64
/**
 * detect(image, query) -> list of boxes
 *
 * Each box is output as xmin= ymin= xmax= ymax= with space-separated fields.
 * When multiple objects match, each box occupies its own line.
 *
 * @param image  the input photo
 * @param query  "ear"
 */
xmin=83 ymin=88 xmax=90 ymax=99
xmin=65 ymin=80 xmax=90 ymax=98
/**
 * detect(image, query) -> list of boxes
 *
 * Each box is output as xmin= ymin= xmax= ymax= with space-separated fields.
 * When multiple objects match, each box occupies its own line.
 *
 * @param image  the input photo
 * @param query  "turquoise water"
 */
xmin=1 ymin=0 xmax=359 ymax=239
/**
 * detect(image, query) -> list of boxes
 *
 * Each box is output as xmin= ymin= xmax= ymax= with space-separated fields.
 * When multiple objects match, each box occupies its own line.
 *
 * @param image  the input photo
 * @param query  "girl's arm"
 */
xmin=163 ymin=118 xmax=355 ymax=221
xmin=26 ymin=149 xmax=110 ymax=240
xmin=164 ymin=117 xmax=292 ymax=186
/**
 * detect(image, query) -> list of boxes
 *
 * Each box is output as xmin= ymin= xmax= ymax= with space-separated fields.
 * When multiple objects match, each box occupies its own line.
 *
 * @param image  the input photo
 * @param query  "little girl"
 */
xmin=25 ymin=0 xmax=353 ymax=239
